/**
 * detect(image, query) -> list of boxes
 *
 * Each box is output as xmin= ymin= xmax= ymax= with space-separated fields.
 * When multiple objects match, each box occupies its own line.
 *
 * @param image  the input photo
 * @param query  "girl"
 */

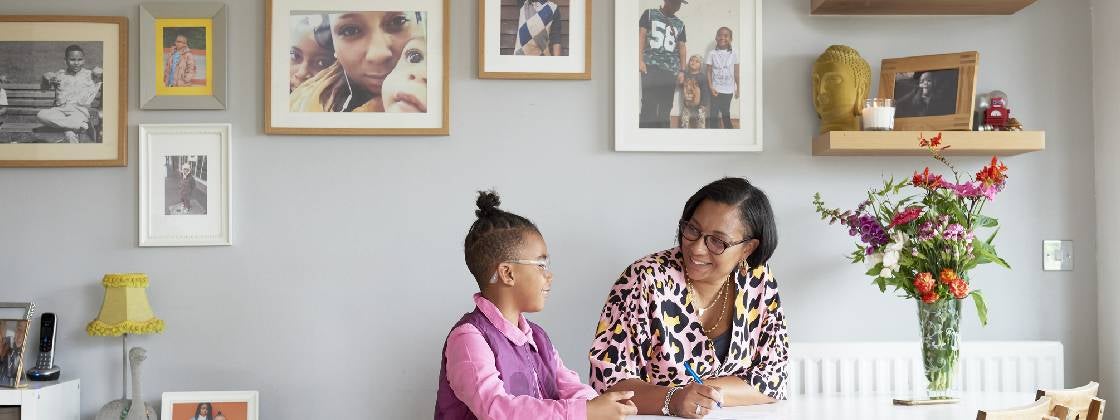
xmin=434 ymin=191 xmax=637 ymax=420
xmin=190 ymin=402 xmax=214 ymax=420
xmin=288 ymin=14 xmax=336 ymax=92
xmin=706 ymin=27 xmax=739 ymax=129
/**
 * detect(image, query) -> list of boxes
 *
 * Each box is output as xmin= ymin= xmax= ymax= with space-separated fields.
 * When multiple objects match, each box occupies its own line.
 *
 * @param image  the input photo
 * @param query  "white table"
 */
xmin=632 ymin=392 xmax=1036 ymax=420
xmin=0 ymin=378 xmax=80 ymax=420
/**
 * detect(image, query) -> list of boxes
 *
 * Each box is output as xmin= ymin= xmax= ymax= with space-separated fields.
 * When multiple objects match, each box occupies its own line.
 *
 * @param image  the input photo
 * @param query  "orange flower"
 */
xmin=921 ymin=291 xmax=940 ymax=304
xmin=912 ymin=167 xmax=944 ymax=189
xmin=939 ymin=268 xmax=959 ymax=284
xmin=918 ymin=133 xmax=943 ymax=148
xmin=976 ymin=156 xmax=1009 ymax=187
xmin=914 ymin=272 xmax=935 ymax=294
xmin=949 ymin=279 xmax=969 ymax=299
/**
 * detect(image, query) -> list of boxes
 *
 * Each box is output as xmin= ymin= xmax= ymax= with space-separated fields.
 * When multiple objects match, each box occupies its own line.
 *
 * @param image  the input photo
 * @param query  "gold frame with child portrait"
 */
xmin=140 ymin=3 xmax=227 ymax=110
xmin=0 ymin=16 xmax=127 ymax=167
xmin=264 ymin=0 xmax=451 ymax=136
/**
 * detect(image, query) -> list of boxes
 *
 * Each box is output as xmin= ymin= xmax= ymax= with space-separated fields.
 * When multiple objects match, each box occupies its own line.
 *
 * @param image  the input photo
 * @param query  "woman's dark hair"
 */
xmin=312 ymin=14 xmax=334 ymax=51
xmin=464 ymin=190 xmax=540 ymax=288
xmin=678 ymin=177 xmax=778 ymax=268
xmin=193 ymin=402 xmax=214 ymax=420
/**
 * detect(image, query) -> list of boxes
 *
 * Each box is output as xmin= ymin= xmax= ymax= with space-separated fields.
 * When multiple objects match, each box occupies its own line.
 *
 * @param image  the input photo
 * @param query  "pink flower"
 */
xmin=943 ymin=224 xmax=965 ymax=240
xmin=949 ymin=279 xmax=969 ymax=299
xmin=948 ymin=181 xmax=983 ymax=198
xmin=889 ymin=207 xmax=924 ymax=228
xmin=918 ymin=221 xmax=936 ymax=241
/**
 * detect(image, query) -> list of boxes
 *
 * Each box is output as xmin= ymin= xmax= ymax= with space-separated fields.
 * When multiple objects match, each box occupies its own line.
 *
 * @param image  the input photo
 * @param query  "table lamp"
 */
xmin=87 ymin=273 xmax=163 ymax=417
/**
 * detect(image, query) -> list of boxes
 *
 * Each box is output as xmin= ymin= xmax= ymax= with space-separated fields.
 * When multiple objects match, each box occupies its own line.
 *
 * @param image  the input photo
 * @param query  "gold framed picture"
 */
xmin=478 ymin=0 xmax=591 ymax=80
xmin=878 ymin=51 xmax=978 ymax=131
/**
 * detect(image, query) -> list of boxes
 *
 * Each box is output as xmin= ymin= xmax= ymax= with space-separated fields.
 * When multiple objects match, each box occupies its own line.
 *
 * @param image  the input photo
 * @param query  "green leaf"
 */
xmin=973 ymin=215 xmax=998 ymax=228
xmin=866 ymin=263 xmax=884 ymax=277
xmin=874 ymin=277 xmax=887 ymax=293
xmin=986 ymin=227 xmax=1001 ymax=244
xmin=973 ymin=240 xmax=1011 ymax=269
xmin=971 ymin=290 xmax=989 ymax=326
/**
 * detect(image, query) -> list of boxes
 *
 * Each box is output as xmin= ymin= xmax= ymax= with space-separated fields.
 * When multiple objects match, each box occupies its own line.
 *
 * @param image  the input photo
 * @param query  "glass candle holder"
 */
xmin=862 ymin=98 xmax=896 ymax=131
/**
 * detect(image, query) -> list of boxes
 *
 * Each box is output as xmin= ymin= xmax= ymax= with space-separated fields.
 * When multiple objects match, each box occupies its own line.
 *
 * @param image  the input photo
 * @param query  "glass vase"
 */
xmin=918 ymin=297 xmax=961 ymax=399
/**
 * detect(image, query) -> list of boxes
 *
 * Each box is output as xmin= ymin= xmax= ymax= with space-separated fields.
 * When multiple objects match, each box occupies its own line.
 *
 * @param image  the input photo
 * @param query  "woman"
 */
xmin=588 ymin=178 xmax=788 ymax=418
xmin=289 ymin=11 xmax=424 ymax=112
xmin=289 ymin=13 xmax=336 ymax=92
xmin=191 ymin=402 xmax=214 ymax=420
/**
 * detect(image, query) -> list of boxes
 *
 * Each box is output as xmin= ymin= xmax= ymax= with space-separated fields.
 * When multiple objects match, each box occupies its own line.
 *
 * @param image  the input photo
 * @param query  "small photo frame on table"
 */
xmin=0 ymin=302 xmax=34 ymax=389
xmin=614 ymin=0 xmax=762 ymax=152
xmin=161 ymin=391 xmax=259 ymax=420
xmin=0 ymin=16 xmax=127 ymax=167
xmin=139 ymin=124 xmax=231 ymax=247
xmin=878 ymin=51 xmax=978 ymax=131
xmin=140 ymin=3 xmax=228 ymax=110
xmin=265 ymin=0 xmax=450 ymax=135
xmin=478 ymin=0 xmax=591 ymax=80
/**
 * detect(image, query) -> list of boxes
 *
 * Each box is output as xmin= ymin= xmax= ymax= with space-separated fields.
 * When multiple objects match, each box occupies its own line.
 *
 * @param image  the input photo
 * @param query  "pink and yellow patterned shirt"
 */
xmin=587 ymin=247 xmax=789 ymax=399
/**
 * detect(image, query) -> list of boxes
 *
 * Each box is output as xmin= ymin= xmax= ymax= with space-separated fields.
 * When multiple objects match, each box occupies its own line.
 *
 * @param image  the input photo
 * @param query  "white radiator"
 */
xmin=788 ymin=342 xmax=1064 ymax=398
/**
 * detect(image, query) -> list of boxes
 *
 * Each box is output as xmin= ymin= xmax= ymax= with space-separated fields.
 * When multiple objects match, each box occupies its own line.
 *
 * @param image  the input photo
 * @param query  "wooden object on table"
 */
xmin=810 ymin=0 xmax=1037 ymax=15
xmin=812 ymin=130 xmax=1045 ymax=156
xmin=1036 ymin=381 xmax=1106 ymax=420
xmin=977 ymin=395 xmax=1057 ymax=420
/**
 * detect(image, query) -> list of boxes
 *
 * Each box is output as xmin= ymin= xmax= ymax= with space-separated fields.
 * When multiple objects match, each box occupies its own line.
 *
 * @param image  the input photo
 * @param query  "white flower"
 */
xmin=866 ymin=252 xmax=884 ymax=268
xmin=880 ymin=267 xmax=894 ymax=278
xmin=883 ymin=250 xmax=900 ymax=269
xmin=886 ymin=231 xmax=909 ymax=252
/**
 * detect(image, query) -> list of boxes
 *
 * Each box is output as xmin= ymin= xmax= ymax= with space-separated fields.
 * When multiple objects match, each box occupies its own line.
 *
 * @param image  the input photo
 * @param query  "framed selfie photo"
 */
xmin=0 ymin=16 xmax=127 ymax=167
xmin=878 ymin=51 xmax=978 ymax=131
xmin=265 ymin=0 xmax=450 ymax=135
xmin=139 ymin=124 xmax=232 ymax=247
xmin=614 ymin=0 xmax=762 ymax=152
xmin=478 ymin=0 xmax=591 ymax=80
xmin=161 ymin=391 xmax=259 ymax=420
xmin=0 ymin=302 xmax=33 ymax=389
xmin=140 ymin=3 xmax=228 ymax=110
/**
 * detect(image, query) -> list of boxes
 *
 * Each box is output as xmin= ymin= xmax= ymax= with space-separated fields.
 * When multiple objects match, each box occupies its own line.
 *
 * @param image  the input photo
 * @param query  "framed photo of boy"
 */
xmin=139 ymin=124 xmax=232 ymax=247
xmin=161 ymin=391 xmax=259 ymax=420
xmin=140 ymin=3 xmax=228 ymax=110
xmin=0 ymin=16 xmax=127 ymax=167
xmin=265 ymin=0 xmax=450 ymax=135
xmin=478 ymin=0 xmax=591 ymax=80
xmin=878 ymin=51 xmax=978 ymax=131
xmin=614 ymin=0 xmax=762 ymax=152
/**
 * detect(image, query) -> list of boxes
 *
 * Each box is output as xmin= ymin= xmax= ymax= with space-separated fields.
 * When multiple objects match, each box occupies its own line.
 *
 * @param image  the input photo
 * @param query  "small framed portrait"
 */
xmin=0 ymin=16 xmax=127 ymax=167
xmin=161 ymin=391 xmax=259 ymax=420
xmin=139 ymin=124 xmax=232 ymax=247
xmin=140 ymin=3 xmax=228 ymax=110
xmin=478 ymin=0 xmax=591 ymax=80
xmin=0 ymin=302 xmax=33 ymax=389
xmin=265 ymin=0 xmax=450 ymax=135
xmin=614 ymin=0 xmax=763 ymax=152
xmin=878 ymin=51 xmax=978 ymax=131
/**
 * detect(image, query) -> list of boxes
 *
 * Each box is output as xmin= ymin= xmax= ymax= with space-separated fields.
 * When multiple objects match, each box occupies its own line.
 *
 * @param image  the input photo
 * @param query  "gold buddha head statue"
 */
xmin=812 ymin=45 xmax=871 ymax=134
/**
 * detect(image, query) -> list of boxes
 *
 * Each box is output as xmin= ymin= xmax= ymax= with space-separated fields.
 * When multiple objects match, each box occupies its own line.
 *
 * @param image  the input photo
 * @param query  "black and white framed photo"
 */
xmin=139 ymin=124 xmax=231 ymax=247
xmin=614 ymin=0 xmax=762 ymax=152
xmin=0 ymin=16 xmax=127 ymax=167
xmin=478 ymin=0 xmax=591 ymax=79
xmin=878 ymin=51 xmax=978 ymax=131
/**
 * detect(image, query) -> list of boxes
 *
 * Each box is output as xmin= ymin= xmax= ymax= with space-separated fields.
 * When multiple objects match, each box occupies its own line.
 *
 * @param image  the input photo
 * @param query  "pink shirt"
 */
xmin=444 ymin=293 xmax=598 ymax=420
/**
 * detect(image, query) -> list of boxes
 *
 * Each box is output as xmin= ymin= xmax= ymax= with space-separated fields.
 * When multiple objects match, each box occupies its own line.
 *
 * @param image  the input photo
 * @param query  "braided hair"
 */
xmin=464 ymin=190 xmax=540 ymax=289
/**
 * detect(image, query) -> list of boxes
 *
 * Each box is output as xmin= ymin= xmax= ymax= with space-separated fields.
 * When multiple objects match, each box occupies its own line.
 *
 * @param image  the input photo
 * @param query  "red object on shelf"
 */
xmin=984 ymin=96 xmax=1010 ymax=130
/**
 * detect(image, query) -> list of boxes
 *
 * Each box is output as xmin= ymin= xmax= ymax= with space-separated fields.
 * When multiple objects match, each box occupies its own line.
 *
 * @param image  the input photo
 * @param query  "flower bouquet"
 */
xmin=812 ymin=133 xmax=1010 ymax=398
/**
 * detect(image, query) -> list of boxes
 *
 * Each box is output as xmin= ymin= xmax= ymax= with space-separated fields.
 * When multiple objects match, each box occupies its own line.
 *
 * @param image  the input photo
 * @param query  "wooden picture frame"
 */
xmin=0 ymin=302 xmax=33 ymax=389
xmin=478 ymin=0 xmax=591 ymax=80
xmin=161 ymin=391 xmax=259 ymax=420
xmin=0 ymin=16 xmax=127 ymax=167
xmin=139 ymin=124 xmax=232 ymax=247
xmin=878 ymin=51 xmax=978 ymax=131
xmin=264 ymin=0 xmax=450 ymax=136
xmin=140 ymin=2 xmax=228 ymax=110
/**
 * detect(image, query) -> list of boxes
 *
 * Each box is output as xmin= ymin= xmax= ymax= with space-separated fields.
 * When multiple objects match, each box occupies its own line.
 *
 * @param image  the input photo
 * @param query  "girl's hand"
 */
xmin=735 ymin=88 xmax=740 ymax=99
xmin=639 ymin=62 xmax=648 ymax=75
xmin=587 ymin=391 xmax=637 ymax=420
xmin=670 ymin=383 xmax=723 ymax=419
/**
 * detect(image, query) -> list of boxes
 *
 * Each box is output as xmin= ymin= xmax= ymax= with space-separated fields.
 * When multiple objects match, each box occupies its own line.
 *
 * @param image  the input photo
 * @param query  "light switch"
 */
xmin=1043 ymin=240 xmax=1073 ymax=271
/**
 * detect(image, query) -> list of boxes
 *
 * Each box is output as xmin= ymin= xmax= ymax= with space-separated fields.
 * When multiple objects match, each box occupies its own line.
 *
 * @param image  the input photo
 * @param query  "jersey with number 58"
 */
xmin=639 ymin=8 xmax=687 ymax=73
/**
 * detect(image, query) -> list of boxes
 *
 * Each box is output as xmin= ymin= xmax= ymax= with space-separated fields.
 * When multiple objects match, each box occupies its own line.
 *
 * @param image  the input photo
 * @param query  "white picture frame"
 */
xmin=139 ymin=123 xmax=232 ymax=247
xmin=614 ymin=0 xmax=763 ymax=152
xmin=478 ymin=0 xmax=591 ymax=79
xmin=160 ymin=391 xmax=259 ymax=420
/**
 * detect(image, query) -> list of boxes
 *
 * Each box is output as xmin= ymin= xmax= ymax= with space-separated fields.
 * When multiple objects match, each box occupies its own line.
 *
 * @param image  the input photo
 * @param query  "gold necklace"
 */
xmin=688 ymin=278 xmax=729 ymax=316
xmin=701 ymin=280 xmax=733 ymax=336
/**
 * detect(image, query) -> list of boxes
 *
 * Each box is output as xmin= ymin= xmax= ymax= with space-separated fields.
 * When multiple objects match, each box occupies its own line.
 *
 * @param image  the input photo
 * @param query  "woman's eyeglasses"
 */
xmin=489 ymin=259 xmax=551 ymax=283
xmin=679 ymin=220 xmax=750 ymax=255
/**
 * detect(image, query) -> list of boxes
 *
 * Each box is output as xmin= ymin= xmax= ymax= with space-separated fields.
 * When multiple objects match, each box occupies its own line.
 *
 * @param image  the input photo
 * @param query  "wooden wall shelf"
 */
xmin=810 ymin=0 xmax=1038 ymax=15
xmin=813 ymin=131 xmax=1045 ymax=156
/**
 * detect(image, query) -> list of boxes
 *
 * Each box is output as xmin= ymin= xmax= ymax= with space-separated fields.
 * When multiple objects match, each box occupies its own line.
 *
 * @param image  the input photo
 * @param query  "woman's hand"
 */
xmin=587 ymin=391 xmax=638 ymax=420
xmin=670 ymin=383 xmax=723 ymax=418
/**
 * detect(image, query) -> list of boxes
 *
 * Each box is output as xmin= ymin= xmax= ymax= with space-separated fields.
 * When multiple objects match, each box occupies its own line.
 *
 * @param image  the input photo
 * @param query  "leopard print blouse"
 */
xmin=587 ymin=247 xmax=789 ymax=399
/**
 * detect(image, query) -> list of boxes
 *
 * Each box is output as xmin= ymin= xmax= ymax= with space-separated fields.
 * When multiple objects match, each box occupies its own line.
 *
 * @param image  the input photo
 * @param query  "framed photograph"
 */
xmin=478 ymin=0 xmax=591 ymax=80
xmin=0 ymin=302 xmax=34 ymax=389
xmin=265 ymin=0 xmax=450 ymax=135
xmin=139 ymin=124 xmax=232 ymax=247
xmin=878 ymin=51 xmax=978 ymax=131
xmin=140 ymin=3 xmax=228 ymax=110
xmin=161 ymin=391 xmax=259 ymax=420
xmin=0 ymin=16 xmax=127 ymax=167
xmin=614 ymin=0 xmax=762 ymax=152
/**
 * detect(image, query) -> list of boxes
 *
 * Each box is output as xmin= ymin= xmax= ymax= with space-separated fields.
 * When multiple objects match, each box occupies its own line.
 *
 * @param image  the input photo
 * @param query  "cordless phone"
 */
xmin=26 ymin=312 xmax=60 ymax=381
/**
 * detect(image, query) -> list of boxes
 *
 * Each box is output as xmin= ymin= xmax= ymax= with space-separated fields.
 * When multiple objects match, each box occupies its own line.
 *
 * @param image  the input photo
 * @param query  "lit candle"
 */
xmin=862 ymin=98 xmax=896 ymax=131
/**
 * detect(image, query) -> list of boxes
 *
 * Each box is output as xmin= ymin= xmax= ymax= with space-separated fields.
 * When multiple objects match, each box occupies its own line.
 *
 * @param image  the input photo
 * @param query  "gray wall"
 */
xmin=1093 ymin=0 xmax=1118 ymax=407
xmin=0 ymin=0 xmax=1098 ymax=418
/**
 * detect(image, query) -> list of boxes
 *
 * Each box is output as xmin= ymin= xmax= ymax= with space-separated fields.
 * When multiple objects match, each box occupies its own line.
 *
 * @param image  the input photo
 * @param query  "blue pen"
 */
xmin=683 ymin=361 xmax=721 ymax=408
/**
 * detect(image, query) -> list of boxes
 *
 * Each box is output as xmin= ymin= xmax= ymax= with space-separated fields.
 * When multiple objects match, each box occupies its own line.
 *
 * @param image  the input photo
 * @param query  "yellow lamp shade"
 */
xmin=87 ymin=273 xmax=165 ymax=336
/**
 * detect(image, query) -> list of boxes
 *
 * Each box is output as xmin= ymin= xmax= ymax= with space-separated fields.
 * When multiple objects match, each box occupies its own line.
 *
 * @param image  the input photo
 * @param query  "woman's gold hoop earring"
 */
xmin=739 ymin=259 xmax=748 ymax=277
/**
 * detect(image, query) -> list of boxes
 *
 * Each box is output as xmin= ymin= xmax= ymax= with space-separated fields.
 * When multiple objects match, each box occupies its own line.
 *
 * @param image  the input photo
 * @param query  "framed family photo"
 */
xmin=0 ymin=16 xmax=127 ymax=167
xmin=161 ymin=391 xmax=259 ymax=420
xmin=478 ymin=0 xmax=591 ymax=79
xmin=265 ymin=0 xmax=450 ymax=135
xmin=139 ymin=124 xmax=231 ymax=247
xmin=0 ymin=302 xmax=33 ymax=389
xmin=878 ymin=51 xmax=978 ymax=131
xmin=614 ymin=0 xmax=762 ymax=152
xmin=140 ymin=3 xmax=228 ymax=110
